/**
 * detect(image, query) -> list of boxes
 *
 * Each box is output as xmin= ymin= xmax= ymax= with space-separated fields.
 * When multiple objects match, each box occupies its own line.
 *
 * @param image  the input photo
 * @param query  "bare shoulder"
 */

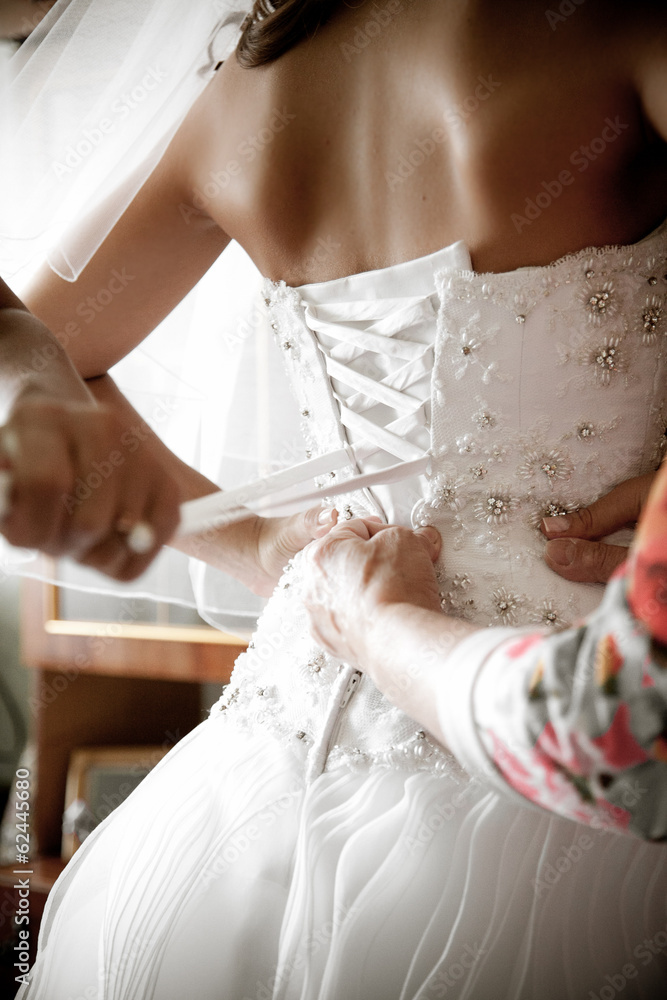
xmin=526 ymin=0 xmax=667 ymax=138
xmin=626 ymin=1 xmax=667 ymax=140
xmin=556 ymin=0 xmax=667 ymax=126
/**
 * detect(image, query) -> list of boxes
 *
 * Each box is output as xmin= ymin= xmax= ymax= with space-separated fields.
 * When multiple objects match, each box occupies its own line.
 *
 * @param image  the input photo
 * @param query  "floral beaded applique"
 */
xmin=473 ymin=486 xmax=520 ymax=525
xmin=637 ymin=294 xmax=666 ymax=345
xmin=440 ymin=311 xmax=510 ymax=384
xmin=517 ymin=447 xmax=573 ymax=487
xmin=580 ymin=280 xmax=617 ymax=324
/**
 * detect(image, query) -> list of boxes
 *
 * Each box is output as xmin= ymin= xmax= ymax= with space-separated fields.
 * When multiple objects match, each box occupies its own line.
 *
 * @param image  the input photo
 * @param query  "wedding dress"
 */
xmin=17 ymin=223 xmax=667 ymax=1000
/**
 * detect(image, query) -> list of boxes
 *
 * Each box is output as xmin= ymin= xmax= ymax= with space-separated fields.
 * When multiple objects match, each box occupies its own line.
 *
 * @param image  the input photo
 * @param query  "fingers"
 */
xmin=72 ymin=459 xmax=151 ymax=576
xmin=0 ymin=401 xmax=181 ymax=581
xmin=363 ymin=517 xmax=389 ymax=534
xmin=302 ymin=507 xmax=384 ymax=544
xmin=541 ymin=471 xmax=656 ymax=584
xmin=325 ymin=517 xmax=389 ymax=543
xmin=626 ymin=464 xmax=667 ymax=640
xmin=309 ymin=519 xmax=442 ymax=568
xmin=300 ymin=505 xmax=340 ymax=542
xmin=413 ymin=525 xmax=442 ymax=562
xmin=0 ymin=420 xmax=74 ymax=551
xmin=76 ymin=454 xmax=180 ymax=582
xmin=316 ymin=518 xmax=440 ymax=552
xmin=0 ymin=470 xmax=11 ymax=519
xmin=544 ymin=537 xmax=628 ymax=584
xmin=64 ymin=425 xmax=126 ymax=558
xmin=541 ymin=473 xmax=656 ymax=541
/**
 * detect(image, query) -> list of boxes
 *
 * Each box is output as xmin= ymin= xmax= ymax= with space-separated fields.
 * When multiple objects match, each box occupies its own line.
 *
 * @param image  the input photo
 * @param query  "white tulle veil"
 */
xmin=1 ymin=0 xmax=252 ymax=281
xmin=0 ymin=0 xmax=310 ymax=632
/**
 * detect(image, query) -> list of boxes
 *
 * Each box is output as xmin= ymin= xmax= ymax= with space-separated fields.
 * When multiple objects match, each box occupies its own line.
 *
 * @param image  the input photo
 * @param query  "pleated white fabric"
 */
xmin=19 ymin=718 xmax=667 ymax=1000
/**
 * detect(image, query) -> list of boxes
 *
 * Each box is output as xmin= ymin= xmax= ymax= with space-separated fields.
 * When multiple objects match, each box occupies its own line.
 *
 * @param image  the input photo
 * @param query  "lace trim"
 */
xmin=435 ymin=219 xmax=667 ymax=316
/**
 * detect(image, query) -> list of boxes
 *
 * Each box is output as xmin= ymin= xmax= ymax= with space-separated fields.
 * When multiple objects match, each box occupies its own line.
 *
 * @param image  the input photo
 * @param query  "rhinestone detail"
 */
xmin=586 ymin=283 xmax=614 ymax=317
xmin=475 ymin=491 xmax=518 ymax=525
xmin=640 ymin=297 xmax=664 ymax=344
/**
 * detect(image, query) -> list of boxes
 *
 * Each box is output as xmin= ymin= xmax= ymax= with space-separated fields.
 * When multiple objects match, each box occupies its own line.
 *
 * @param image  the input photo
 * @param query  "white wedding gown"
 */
xmin=18 ymin=223 xmax=667 ymax=1000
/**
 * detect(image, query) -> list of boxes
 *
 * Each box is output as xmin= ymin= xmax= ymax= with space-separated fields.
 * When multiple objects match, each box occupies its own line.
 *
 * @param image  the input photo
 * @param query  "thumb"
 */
xmin=303 ymin=505 xmax=339 ymax=539
xmin=414 ymin=525 xmax=442 ymax=562
xmin=544 ymin=537 xmax=628 ymax=584
xmin=541 ymin=473 xmax=655 ymax=541
xmin=275 ymin=506 xmax=339 ymax=561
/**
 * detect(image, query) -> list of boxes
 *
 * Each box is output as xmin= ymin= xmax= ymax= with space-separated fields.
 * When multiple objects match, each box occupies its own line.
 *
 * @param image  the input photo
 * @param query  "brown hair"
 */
xmin=236 ymin=0 xmax=345 ymax=67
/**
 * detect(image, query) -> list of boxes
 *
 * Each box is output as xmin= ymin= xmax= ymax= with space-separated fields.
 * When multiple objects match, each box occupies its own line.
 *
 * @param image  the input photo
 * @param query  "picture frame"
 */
xmin=61 ymin=745 xmax=169 ymax=861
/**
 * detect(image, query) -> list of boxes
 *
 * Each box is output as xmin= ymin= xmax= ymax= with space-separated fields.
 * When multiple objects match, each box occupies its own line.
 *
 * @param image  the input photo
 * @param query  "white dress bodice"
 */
xmin=213 ymin=219 xmax=667 ymax=777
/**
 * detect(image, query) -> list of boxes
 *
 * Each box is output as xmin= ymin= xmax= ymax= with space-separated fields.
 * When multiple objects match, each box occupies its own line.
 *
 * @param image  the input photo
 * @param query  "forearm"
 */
xmin=0 ymin=301 xmax=93 ymax=414
xmin=364 ymin=603 xmax=477 ymax=744
xmin=369 ymin=574 xmax=667 ymax=839
xmin=471 ymin=572 xmax=667 ymax=838
xmin=366 ymin=579 xmax=667 ymax=840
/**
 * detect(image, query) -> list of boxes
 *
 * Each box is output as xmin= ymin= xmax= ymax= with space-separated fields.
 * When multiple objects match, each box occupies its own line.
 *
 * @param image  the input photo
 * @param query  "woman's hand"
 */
xmin=540 ymin=471 xmax=657 ymax=583
xmin=0 ymin=393 xmax=181 ymax=581
xmin=247 ymin=506 xmax=341 ymax=596
xmin=301 ymin=518 xmax=442 ymax=668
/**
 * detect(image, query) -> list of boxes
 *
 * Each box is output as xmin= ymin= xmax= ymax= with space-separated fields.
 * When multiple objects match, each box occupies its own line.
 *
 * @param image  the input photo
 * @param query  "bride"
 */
xmin=2 ymin=0 xmax=667 ymax=997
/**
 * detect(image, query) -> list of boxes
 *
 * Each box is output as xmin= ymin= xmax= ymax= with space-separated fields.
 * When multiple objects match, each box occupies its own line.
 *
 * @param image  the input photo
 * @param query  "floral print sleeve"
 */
xmin=471 ymin=566 xmax=667 ymax=840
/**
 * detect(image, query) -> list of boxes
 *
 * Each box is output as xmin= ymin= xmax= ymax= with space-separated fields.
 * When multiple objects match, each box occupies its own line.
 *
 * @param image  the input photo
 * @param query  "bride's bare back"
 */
xmin=189 ymin=0 xmax=667 ymax=284
xmin=22 ymin=0 xmax=667 ymax=379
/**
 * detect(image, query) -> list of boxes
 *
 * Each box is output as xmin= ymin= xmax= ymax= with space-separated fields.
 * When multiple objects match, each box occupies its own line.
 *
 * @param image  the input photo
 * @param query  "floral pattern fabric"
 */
xmin=474 ymin=566 xmax=667 ymax=840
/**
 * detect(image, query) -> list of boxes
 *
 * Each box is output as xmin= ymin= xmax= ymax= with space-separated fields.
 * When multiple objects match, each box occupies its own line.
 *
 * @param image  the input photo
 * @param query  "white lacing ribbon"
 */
xmin=176 ymin=447 xmax=430 ymax=537
xmin=177 ymin=292 xmax=435 ymax=536
xmin=303 ymin=295 xmax=434 ymax=467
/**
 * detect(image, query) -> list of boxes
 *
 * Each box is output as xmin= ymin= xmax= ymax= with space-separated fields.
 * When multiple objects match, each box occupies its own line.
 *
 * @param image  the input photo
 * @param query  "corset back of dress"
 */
xmin=216 ymin=221 xmax=667 ymax=776
xmin=266 ymin=223 xmax=667 ymax=631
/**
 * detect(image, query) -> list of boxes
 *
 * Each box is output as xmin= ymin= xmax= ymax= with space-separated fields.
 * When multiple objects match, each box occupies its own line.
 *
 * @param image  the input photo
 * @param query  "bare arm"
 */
xmin=21 ymin=114 xmax=231 ymax=378
xmin=0 ymin=285 xmax=328 ymax=587
xmin=0 ymin=84 xmax=236 ymax=575
xmin=0 ymin=79 xmax=332 ymax=585
xmin=0 ymin=277 xmax=92 ymax=412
